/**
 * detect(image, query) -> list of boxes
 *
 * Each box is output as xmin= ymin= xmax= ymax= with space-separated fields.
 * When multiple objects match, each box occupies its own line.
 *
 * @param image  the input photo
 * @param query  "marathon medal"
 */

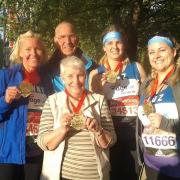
xmin=106 ymin=71 xmax=118 ymax=84
xmin=65 ymin=89 xmax=87 ymax=131
xmin=71 ymin=113 xmax=84 ymax=131
xmin=143 ymin=66 xmax=175 ymax=115
xmin=19 ymin=82 xmax=33 ymax=97
xmin=143 ymin=101 xmax=155 ymax=115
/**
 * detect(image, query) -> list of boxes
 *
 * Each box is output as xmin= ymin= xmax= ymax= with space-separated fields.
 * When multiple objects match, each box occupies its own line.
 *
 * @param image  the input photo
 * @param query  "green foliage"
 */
xmin=1 ymin=0 xmax=179 ymax=70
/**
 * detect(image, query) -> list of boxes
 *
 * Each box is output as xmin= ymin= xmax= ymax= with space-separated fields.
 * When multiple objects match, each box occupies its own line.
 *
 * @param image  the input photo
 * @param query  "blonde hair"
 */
xmin=10 ymin=30 xmax=48 ymax=64
xmin=60 ymin=56 xmax=86 ymax=75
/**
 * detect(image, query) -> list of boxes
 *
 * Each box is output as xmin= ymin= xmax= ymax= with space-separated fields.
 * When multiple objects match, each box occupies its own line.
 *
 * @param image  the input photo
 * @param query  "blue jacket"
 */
xmin=0 ymin=64 xmax=53 ymax=164
xmin=46 ymin=48 xmax=97 ymax=92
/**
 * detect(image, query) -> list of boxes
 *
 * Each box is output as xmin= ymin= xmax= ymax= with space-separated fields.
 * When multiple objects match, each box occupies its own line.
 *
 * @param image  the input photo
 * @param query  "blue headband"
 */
xmin=148 ymin=36 xmax=173 ymax=47
xmin=103 ymin=32 xmax=122 ymax=45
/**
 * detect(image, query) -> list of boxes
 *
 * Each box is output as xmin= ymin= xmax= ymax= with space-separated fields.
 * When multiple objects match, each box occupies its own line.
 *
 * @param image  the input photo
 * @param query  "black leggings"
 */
xmin=0 ymin=154 xmax=43 ymax=180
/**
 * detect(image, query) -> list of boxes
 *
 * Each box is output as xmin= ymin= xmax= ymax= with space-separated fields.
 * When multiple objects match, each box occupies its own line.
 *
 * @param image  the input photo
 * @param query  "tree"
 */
xmin=1 ymin=0 xmax=179 ymax=71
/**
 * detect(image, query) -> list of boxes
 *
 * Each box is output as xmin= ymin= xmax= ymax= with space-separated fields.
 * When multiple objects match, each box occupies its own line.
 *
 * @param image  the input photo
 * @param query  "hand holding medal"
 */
xmin=65 ymin=89 xmax=87 ymax=131
xmin=71 ymin=113 xmax=85 ymax=131
xmin=19 ymin=81 xmax=33 ymax=97
xmin=143 ymin=101 xmax=155 ymax=115
xmin=5 ymin=86 xmax=21 ymax=104
xmin=105 ymin=71 xmax=119 ymax=84
xmin=103 ymin=59 xmax=123 ymax=84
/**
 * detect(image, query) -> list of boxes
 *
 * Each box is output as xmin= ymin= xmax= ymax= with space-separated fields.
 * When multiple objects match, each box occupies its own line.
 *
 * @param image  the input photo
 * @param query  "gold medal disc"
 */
xmin=19 ymin=82 xmax=33 ymax=97
xmin=143 ymin=101 xmax=155 ymax=115
xmin=71 ymin=114 xmax=84 ymax=131
xmin=106 ymin=71 xmax=118 ymax=84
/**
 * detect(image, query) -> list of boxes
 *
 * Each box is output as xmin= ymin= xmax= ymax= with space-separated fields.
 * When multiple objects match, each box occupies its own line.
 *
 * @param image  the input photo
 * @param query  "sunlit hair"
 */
xmin=60 ymin=56 xmax=86 ymax=75
xmin=145 ymin=36 xmax=179 ymax=96
xmin=100 ymin=24 xmax=129 ymax=65
xmin=10 ymin=30 xmax=48 ymax=64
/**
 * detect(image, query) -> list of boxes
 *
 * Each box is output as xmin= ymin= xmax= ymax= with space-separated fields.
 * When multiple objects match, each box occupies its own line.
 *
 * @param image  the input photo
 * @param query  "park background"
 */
xmin=0 ymin=0 xmax=179 ymax=73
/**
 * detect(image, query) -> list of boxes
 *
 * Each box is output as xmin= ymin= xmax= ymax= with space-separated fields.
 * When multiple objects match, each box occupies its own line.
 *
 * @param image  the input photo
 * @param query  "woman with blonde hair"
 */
xmin=138 ymin=35 xmax=180 ymax=180
xmin=0 ymin=30 xmax=53 ymax=180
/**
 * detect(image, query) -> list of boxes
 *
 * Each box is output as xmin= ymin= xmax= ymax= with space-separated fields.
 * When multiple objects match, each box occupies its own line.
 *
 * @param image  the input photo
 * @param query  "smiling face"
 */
xmin=19 ymin=37 xmax=44 ymax=72
xmin=103 ymin=39 xmax=125 ymax=61
xmin=54 ymin=22 xmax=78 ymax=56
xmin=62 ymin=67 xmax=86 ymax=97
xmin=148 ymin=42 xmax=176 ymax=72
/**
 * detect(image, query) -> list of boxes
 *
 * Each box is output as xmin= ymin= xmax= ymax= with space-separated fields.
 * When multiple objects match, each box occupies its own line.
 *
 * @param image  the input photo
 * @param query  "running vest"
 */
xmin=98 ymin=62 xmax=140 ymax=117
xmin=138 ymin=86 xmax=180 ymax=178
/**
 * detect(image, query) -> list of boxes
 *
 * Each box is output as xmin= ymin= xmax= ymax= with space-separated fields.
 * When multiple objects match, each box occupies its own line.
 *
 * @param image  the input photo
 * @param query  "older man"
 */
xmin=46 ymin=21 xmax=97 ymax=92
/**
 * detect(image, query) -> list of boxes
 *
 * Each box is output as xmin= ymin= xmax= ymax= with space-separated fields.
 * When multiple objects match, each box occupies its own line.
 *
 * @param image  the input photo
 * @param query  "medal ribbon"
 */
xmin=65 ymin=89 xmax=87 ymax=113
xmin=105 ymin=59 xmax=123 ymax=73
xmin=145 ymin=66 xmax=175 ymax=104
xmin=23 ymin=69 xmax=40 ymax=85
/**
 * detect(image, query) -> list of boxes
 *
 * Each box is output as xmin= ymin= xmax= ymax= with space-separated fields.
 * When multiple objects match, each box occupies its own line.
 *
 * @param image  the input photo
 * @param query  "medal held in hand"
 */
xmin=71 ymin=113 xmax=85 ymax=131
xmin=106 ymin=71 xmax=118 ymax=84
xmin=143 ymin=101 xmax=155 ymax=115
xmin=104 ymin=59 xmax=123 ymax=84
xmin=65 ymin=89 xmax=87 ymax=131
xmin=19 ymin=82 xmax=33 ymax=97
xmin=143 ymin=66 xmax=175 ymax=115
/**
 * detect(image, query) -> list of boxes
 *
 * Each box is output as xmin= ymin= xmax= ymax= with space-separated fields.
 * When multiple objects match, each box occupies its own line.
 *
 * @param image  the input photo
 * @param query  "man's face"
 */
xmin=54 ymin=23 xmax=78 ymax=56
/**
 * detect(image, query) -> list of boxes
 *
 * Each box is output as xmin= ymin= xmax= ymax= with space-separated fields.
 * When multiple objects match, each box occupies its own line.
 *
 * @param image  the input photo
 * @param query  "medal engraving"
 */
xmin=143 ymin=101 xmax=155 ymax=115
xmin=106 ymin=71 xmax=118 ymax=83
xmin=19 ymin=82 xmax=33 ymax=97
xmin=71 ymin=114 xmax=84 ymax=131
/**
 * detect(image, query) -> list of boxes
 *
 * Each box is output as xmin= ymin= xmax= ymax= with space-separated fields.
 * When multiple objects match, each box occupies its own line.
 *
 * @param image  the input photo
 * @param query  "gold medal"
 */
xmin=71 ymin=114 xmax=84 ymax=131
xmin=19 ymin=82 xmax=33 ymax=97
xmin=106 ymin=71 xmax=118 ymax=83
xmin=143 ymin=101 xmax=155 ymax=115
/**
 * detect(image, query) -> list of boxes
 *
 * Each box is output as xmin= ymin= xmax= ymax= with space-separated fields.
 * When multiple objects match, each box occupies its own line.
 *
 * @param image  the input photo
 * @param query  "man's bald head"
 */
xmin=54 ymin=21 xmax=78 ymax=56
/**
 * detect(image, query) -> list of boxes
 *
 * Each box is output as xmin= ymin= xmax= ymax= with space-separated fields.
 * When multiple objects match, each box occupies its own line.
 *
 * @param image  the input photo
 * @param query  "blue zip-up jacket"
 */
xmin=0 ymin=64 xmax=53 ymax=164
xmin=46 ymin=48 xmax=97 ymax=92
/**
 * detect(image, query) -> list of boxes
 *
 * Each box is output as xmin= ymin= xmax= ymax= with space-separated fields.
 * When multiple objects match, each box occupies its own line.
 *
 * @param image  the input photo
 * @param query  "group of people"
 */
xmin=0 ymin=20 xmax=179 ymax=180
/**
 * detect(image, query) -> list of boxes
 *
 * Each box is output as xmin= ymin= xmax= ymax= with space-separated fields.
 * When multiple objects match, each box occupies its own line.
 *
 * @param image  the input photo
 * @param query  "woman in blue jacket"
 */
xmin=0 ymin=31 xmax=53 ymax=180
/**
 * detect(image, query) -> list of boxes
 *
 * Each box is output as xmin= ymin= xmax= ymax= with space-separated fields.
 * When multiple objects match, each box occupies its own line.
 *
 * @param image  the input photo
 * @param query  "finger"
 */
xmin=88 ymin=119 xmax=97 ymax=130
xmin=85 ymin=118 xmax=92 ymax=127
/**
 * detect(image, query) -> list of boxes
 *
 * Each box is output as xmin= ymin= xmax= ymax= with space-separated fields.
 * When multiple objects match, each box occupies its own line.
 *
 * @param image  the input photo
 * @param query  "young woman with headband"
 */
xmin=89 ymin=25 xmax=146 ymax=180
xmin=138 ymin=35 xmax=180 ymax=180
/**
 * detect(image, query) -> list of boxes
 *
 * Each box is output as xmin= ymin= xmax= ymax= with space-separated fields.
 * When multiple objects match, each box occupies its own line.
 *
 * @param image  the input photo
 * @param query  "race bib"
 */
xmin=26 ymin=112 xmax=41 ymax=136
xmin=104 ymin=79 xmax=139 ymax=100
xmin=142 ymin=133 xmax=177 ymax=149
xmin=28 ymin=92 xmax=47 ymax=110
xmin=109 ymin=95 xmax=139 ymax=116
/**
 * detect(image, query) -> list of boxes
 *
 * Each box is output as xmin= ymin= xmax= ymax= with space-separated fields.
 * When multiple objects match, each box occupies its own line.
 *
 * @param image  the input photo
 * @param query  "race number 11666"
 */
xmin=142 ymin=134 xmax=177 ymax=149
